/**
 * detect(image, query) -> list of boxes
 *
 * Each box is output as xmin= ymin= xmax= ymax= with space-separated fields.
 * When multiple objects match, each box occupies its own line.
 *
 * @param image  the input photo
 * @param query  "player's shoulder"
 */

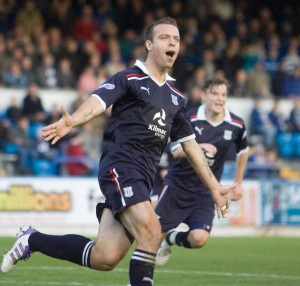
xmin=228 ymin=111 xmax=246 ymax=128
xmin=122 ymin=66 xmax=149 ymax=80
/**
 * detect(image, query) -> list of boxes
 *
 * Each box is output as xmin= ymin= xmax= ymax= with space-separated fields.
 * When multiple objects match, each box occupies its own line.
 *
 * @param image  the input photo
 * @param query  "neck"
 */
xmin=205 ymin=109 xmax=225 ymax=123
xmin=144 ymin=60 xmax=168 ymax=84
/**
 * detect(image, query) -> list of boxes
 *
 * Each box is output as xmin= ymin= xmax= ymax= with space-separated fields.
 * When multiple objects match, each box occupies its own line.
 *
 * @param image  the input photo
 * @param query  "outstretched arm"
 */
xmin=42 ymin=96 xmax=105 ymax=145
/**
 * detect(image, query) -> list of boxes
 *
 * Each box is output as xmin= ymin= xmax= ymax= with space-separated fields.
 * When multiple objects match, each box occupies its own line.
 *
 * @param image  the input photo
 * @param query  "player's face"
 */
xmin=203 ymin=84 xmax=228 ymax=115
xmin=148 ymin=24 xmax=180 ymax=69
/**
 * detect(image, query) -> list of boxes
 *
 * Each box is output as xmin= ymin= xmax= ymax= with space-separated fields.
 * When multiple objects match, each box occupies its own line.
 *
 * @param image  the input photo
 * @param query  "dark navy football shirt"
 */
xmin=164 ymin=104 xmax=249 ymax=194
xmin=91 ymin=60 xmax=195 ymax=186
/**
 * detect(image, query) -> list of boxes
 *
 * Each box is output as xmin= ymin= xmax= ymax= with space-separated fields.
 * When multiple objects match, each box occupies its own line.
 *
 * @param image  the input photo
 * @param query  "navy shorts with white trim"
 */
xmin=98 ymin=166 xmax=151 ymax=216
xmin=155 ymin=185 xmax=215 ymax=233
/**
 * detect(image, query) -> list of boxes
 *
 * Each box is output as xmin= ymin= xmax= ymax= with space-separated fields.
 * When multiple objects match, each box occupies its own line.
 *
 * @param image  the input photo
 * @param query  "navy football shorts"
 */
xmin=98 ymin=166 xmax=151 ymax=216
xmin=155 ymin=185 xmax=215 ymax=233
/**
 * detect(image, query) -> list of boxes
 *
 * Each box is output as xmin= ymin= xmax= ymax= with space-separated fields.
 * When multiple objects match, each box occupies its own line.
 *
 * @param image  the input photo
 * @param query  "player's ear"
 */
xmin=145 ymin=40 xmax=152 ymax=52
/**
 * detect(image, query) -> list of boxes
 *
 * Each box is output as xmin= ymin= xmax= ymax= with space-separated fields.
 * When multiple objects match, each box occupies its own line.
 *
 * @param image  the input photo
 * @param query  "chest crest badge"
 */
xmin=224 ymin=130 xmax=232 ymax=140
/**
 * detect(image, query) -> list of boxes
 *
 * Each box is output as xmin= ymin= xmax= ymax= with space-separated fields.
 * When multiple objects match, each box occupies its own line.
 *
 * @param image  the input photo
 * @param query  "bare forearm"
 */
xmin=71 ymin=96 xmax=104 ymax=127
xmin=181 ymin=139 xmax=219 ymax=194
xmin=235 ymin=151 xmax=249 ymax=184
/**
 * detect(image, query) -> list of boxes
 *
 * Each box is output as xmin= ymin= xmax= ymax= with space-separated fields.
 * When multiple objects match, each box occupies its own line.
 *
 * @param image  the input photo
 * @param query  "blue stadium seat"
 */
xmin=276 ymin=132 xmax=294 ymax=158
xmin=32 ymin=159 xmax=56 ymax=176
xmin=29 ymin=123 xmax=44 ymax=140
xmin=3 ymin=143 xmax=20 ymax=154
xmin=293 ymin=132 xmax=300 ymax=157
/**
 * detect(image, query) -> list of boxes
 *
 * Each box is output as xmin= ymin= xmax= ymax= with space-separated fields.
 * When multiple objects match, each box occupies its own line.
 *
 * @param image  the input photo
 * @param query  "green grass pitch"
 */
xmin=1 ymin=236 xmax=300 ymax=286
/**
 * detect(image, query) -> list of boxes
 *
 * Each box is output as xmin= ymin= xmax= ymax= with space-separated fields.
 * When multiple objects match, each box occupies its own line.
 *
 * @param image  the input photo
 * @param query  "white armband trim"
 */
xmin=91 ymin=94 xmax=106 ymax=110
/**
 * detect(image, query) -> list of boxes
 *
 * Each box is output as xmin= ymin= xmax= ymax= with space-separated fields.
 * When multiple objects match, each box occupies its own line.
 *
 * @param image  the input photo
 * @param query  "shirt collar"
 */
xmin=134 ymin=60 xmax=176 ymax=81
xmin=197 ymin=104 xmax=232 ymax=122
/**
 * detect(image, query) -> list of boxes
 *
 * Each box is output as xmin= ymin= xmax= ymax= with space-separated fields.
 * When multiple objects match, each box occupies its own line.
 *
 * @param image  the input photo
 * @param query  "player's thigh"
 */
xmin=120 ymin=200 xmax=161 ymax=251
xmin=93 ymin=208 xmax=131 ymax=262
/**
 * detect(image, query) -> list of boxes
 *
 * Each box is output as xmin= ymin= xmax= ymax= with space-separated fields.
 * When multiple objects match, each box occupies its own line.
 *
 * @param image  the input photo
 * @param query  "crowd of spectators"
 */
xmin=0 ymin=0 xmax=300 ymax=176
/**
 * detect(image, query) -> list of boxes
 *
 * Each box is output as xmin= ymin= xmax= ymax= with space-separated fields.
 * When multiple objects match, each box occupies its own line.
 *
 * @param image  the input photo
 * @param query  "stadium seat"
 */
xmin=277 ymin=132 xmax=294 ymax=158
xmin=293 ymin=132 xmax=300 ymax=157
xmin=32 ymin=159 xmax=56 ymax=176
xmin=3 ymin=143 xmax=20 ymax=154
xmin=29 ymin=123 xmax=44 ymax=140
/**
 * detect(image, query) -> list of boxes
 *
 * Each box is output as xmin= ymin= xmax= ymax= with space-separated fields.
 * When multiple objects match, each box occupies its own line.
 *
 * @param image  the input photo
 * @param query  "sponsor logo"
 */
xmin=123 ymin=186 xmax=133 ymax=198
xmin=148 ymin=109 xmax=167 ymax=139
xmin=195 ymin=126 xmax=203 ymax=135
xmin=153 ymin=109 xmax=166 ymax=126
xmin=141 ymin=86 xmax=150 ymax=95
xmin=224 ymin=130 xmax=232 ymax=140
xmin=98 ymin=83 xmax=115 ymax=90
xmin=171 ymin=94 xmax=178 ymax=105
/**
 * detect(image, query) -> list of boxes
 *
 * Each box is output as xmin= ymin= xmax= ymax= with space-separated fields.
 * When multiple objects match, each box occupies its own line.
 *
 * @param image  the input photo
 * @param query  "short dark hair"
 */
xmin=144 ymin=16 xmax=178 ymax=45
xmin=201 ymin=77 xmax=230 ymax=92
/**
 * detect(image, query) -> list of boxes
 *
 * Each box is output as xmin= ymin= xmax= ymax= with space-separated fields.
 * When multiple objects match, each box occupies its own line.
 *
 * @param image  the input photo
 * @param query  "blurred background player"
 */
xmin=155 ymin=77 xmax=249 ymax=266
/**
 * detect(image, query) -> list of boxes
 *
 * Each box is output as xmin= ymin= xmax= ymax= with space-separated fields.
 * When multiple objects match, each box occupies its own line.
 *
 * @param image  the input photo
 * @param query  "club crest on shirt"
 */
xmin=171 ymin=94 xmax=178 ymax=105
xmin=224 ymin=130 xmax=232 ymax=140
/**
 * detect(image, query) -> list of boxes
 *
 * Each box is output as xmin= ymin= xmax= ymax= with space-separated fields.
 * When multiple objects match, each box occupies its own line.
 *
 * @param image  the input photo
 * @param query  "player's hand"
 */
xmin=213 ymin=183 xmax=237 ymax=218
xmin=41 ymin=105 xmax=73 ymax=145
xmin=230 ymin=183 xmax=243 ymax=201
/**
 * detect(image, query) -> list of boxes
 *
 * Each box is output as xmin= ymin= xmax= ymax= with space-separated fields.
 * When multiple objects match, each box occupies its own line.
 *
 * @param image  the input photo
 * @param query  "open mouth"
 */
xmin=166 ymin=51 xmax=175 ymax=58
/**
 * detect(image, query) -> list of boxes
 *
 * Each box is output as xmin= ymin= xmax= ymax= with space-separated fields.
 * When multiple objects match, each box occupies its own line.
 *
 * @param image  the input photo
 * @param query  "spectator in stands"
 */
xmin=71 ymin=89 xmax=89 ymax=113
xmin=2 ymin=61 xmax=28 ymax=88
xmin=5 ymin=97 xmax=22 ymax=125
xmin=21 ymin=55 xmax=37 ymax=85
xmin=268 ymin=99 xmax=287 ymax=133
xmin=14 ymin=0 xmax=44 ymax=36
xmin=246 ymin=60 xmax=272 ymax=98
xmin=59 ymin=37 xmax=83 ymax=79
xmin=201 ymin=49 xmax=216 ymax=79
xmin=72 ymin=4 xmax=98 ymax=42
xmin=263 ymin=47 xmax=280 ymax=80
xmin=45 ymin=0 xmax=74 ymax=37
xmin=250 ymin=96 xmax=277 ymax=149
xmin=218 ymin=44 xmax=243 ymax=84
xmin=0 ymin=119 xmax=10 ymax=148
xmin=7 ymin=115 xmax=32 ymax=174
xmin=96 ymin=66 xmax=108 ymax=86
xmin=48 ymin=27 xmax=63 ymax=60
xmin=281 ymin=67 xmax=300 ymax=97
xmin=281 ymin=38 xmax=300 ymax=75
xmin=0 ymin=36 xmax=10 ymax=83
xmin=22 ymin=83 xmax=46 ymax=123
xmin=287 ymin=97 xmax=300 ymax=132
xmin=230 ymin=69 xmax=248 ymax=97
xmin=57 ymin=58 xmax=76 ymax=89
xmin=185 ymin=66 xmax=206 ymax=93
xmin=104 ymin=38 xmax=126 ymax=77
xmin=271 ymin=61 xmax=288 ymax=97
xmin=77 ymin=66 xmax=98 ymax=94
xmin=36 ymin=53 xmax=59 ymax=89
xmin=65 ymin=130 xmax=92 ymax=176
xmin=185 ymin=84 xmax=203 ymax=110
xmin=247 ymin=144 xmax=279 ymax=179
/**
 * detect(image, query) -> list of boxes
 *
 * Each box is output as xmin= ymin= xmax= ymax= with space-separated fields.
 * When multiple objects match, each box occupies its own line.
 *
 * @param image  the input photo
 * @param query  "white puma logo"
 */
xmin=195 ymin=126 xmax=203 ymax=135
xmin=141 ymin=86 xmax=150 ymax=95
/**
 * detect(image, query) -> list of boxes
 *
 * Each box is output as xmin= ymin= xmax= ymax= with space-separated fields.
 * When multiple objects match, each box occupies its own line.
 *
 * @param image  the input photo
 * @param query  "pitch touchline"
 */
xmin=14 ymin=266 xmax=300 ymax=281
